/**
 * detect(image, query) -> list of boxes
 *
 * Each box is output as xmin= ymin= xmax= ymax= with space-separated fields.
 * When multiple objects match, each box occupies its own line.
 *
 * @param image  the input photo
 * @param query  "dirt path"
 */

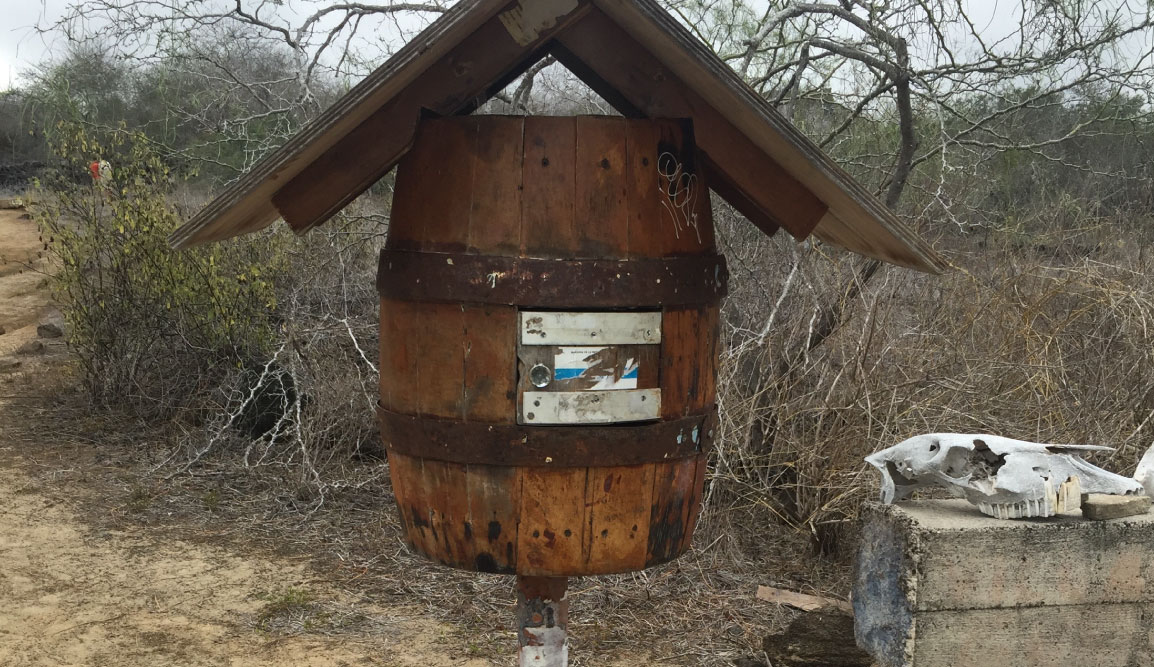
xmin=0 ymin=208 xmax=490 ymax=667
xmin=0 ymin=450 xmax=489 ymax=667
xmin=0 ymin=206 xmax=57 ymax=358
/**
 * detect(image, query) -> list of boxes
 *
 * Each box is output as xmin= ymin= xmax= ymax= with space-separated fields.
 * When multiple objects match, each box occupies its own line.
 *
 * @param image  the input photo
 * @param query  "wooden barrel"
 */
xmin=378 ymin=115 xmax=725 ymax=576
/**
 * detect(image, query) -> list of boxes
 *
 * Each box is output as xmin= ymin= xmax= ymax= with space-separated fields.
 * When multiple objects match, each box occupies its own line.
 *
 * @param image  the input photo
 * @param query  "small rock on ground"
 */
xmin=37 ymin=322 xmax=63 ymax=339
xmin=16 ymin=340 xmax=45 ymax=356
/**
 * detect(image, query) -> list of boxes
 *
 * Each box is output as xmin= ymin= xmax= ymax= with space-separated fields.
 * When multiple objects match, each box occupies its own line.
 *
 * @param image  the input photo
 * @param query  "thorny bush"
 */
xmin=34 ymin=121 xmax=284 ymax=416
xmin=35 ymin=121 xmax=384 ymax=491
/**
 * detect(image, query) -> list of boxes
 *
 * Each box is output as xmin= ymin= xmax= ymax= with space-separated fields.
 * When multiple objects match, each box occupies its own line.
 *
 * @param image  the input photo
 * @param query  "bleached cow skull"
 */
xmin=866 ymin=434 xmax=1152 ymax=519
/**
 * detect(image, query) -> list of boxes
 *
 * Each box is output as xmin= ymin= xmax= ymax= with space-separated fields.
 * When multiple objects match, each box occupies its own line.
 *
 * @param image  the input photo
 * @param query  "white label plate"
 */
xmin=520 ymin=311 xmax=661 ymax=346
xmin=522 ymin=389 xmax=660 ymax=424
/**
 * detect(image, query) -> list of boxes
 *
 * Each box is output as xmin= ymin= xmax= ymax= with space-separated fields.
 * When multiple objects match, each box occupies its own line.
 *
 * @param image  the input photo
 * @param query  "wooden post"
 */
xmin=516 ymin=576 xmax=568 ymax=667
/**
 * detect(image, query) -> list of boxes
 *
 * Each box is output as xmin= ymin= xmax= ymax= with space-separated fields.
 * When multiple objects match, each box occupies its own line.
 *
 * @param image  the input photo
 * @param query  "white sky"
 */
xmin=0 ymin=0 xmax=427 ymax=90
xmin=0 ymin=0 xmax=66 ymax=89
xmin=0 ymin=0 xmax=1145 ymax=92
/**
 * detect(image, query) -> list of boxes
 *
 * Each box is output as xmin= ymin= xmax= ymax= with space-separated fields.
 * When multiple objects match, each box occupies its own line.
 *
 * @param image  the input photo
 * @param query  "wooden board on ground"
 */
xmin=756 ymin=585 xmax=852 ymax=614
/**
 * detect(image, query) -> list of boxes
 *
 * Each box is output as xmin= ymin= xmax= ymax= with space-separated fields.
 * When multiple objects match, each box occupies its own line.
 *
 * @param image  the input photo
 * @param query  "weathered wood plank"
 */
xmin=646 ymin=457 xmax=696 ymax=566
xmin=389 ymin=452 xmax=440 ymax=558
xmin=416 ymin=303 xmax=466 ymax=419
xmin=520 ymin=116 xmax=578 ymax=258
xmin=574 ymin=116 xmax=629 ymax=258
xmin=695 ymin=306 xmax=720 ymax=410
xmin=430 ymin=460 xmax=474 ymax=568
xmin=635 ymin=344 xmax=660 ymax=390
xmin=689 ymin=140 xmax=716 ymax=251
xmin=379 ymin=298 xmax=422 ymax=415
xmin=659 ymin=306 xmax=695 ymax=418
xmin=623 ymin=120 xmax=665 ymax=259
xmin=410 ymin=458 xmax=446 ymax=560
xmin=586 ymin=463 xmax=654 ymax=571
xmin=463 ymin=305 xmax=518 ymax=422
xmin=656 ymin=119 xmax=713 ymax=255
xmin=390 ymin=117 xmax=476 ymax=252
xmin=657 ymin=305 xmax=717 ymax=416
xmin=385 ymin=120 xmax=440 ymax=251
xmin=386 ymin=450 xmax=416 ymax=538
xmin=518 ymin=467 xmax=589 ymax=575
xmin=466 ymin=463 xmax=522 ymax=573
xmin=468 ymin=115 xmax=525 ymax=256
xmin=683 ymin=452 xmax=707 ymax=551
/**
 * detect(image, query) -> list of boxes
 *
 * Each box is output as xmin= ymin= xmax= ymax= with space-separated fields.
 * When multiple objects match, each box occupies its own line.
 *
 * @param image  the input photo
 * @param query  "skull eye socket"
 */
xmin=929 ymin=441 xmax=940 ymax=453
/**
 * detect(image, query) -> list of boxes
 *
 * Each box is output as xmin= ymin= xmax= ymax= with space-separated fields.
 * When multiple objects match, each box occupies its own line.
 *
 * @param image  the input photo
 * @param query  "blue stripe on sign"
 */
xmin=553 ymin=368 xmax=638 ymax=380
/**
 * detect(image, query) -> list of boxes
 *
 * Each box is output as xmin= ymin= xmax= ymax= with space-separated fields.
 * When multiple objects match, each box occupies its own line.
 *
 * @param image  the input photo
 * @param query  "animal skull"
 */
xmin=866 ymin=434 xmax=1150 ymax=519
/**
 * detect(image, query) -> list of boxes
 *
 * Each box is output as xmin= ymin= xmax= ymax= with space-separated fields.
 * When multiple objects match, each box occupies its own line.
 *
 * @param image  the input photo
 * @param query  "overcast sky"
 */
xmin=0 ymin=0 xmax=1143 ymax=92
xmin=0 ymin=0 xmax=64 ymax=89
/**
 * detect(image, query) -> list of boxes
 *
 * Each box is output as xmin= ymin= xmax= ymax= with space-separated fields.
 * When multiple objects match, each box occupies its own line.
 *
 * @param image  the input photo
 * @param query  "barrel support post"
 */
xmin=516 ymin=576 xmax=569 ymax=667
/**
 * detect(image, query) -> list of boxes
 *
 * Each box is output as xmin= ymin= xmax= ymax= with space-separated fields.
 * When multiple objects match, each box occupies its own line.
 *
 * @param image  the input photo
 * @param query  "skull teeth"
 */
xmin=975 ymin=477 xmax=1083 ymax=519
xmin=977 ymin=499 xmax=1056 ymax=519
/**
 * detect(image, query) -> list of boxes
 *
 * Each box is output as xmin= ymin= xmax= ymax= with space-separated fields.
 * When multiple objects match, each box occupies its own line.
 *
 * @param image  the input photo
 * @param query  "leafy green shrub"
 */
xmin=34 ymin=120 xmax=285 ymax=416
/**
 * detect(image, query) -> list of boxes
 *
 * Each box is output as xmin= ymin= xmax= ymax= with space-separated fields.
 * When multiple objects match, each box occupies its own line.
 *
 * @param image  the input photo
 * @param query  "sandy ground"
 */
xmin=0 ymin=451 xmax=488 ymax=667
xmin=0 ymin=207 xmax=491 ymax=667
xmin=0 ymin=206 xmax=57 ymax=358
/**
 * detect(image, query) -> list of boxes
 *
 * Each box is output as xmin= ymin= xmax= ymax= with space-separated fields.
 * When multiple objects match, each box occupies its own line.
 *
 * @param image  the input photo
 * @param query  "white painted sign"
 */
xmin=522 ymin=389 xmax=660 ymax=424
xmin=520 ymin=311 xmax=661 ymax=346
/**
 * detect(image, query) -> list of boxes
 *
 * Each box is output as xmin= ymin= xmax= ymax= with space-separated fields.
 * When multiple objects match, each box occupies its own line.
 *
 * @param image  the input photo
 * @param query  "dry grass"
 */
xmin=3 ymin=372 xmax=808 ymax=665
xmin=8 ymin=197 xmax=1154 ymax=664
xmin=708 ymin=207 xmax=1154 ymax=561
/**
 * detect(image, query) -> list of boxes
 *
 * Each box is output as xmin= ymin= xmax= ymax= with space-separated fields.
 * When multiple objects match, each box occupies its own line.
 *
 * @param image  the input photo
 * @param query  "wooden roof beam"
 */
xmin=271 ymin=1 xmax=592 ymax=234
xmin=550 ymin=8 xmax=828 ymax=241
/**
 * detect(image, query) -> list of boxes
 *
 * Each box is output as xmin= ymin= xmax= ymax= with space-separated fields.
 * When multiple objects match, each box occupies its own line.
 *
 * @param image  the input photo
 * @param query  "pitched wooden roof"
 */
xmin=170 ymin=0 xmax=945 ymax=273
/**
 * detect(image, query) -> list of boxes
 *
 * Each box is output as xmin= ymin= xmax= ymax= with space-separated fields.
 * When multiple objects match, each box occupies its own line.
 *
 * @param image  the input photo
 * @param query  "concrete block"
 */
xmin=854 ymin=499 xmax=1154 ymax=667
